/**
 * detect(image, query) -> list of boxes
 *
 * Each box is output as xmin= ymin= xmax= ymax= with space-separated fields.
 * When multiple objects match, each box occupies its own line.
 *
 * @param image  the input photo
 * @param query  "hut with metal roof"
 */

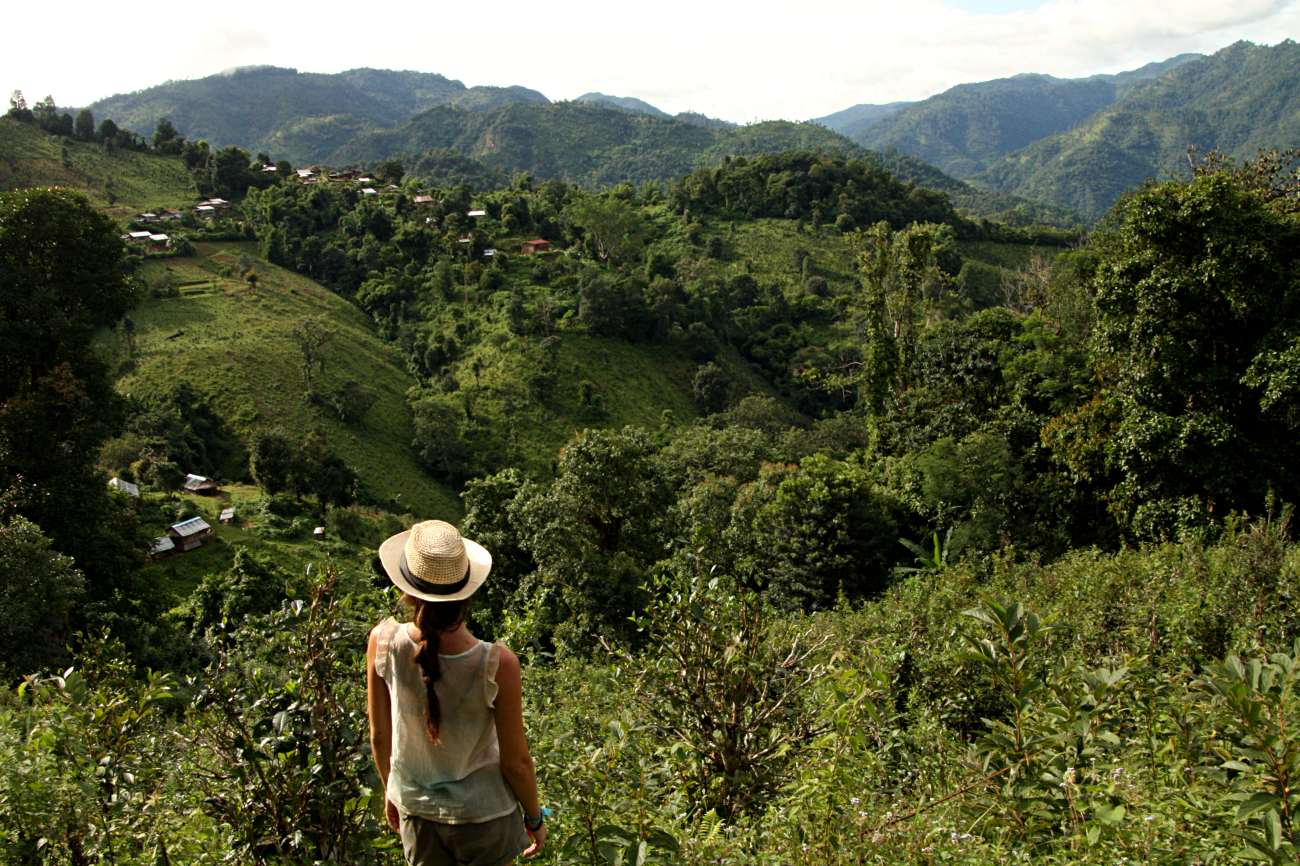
xmin=168 ymin=517 xmax=212 ymax=552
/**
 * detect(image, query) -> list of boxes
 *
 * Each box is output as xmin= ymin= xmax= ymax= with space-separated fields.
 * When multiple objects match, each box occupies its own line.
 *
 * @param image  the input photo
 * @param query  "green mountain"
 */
xmin=576 ymin=92 xmax=670 ymax=118
xmin=329 ymin=101 xmax=863 ymax=187
xmin=852 ymin=54 xmax=1201 ymax=178
xmin=86 ymin=66 xmax=547 ymax=163
xmin=980 ymin=40 xmax=1300 ymax=221
xmin=874 ymin=149 xmax=1083 ymax=228
xmin=811 ymin=101 xmax=913 ymax=139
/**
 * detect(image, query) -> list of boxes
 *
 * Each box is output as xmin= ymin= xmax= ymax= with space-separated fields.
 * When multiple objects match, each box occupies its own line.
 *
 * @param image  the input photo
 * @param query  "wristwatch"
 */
xmin=524 ymin=807 xmax=550 ymax=831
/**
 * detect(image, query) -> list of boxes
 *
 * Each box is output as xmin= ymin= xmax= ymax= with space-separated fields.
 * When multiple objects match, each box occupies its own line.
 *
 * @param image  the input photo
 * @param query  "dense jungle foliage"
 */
xmin=3 ymin=129 xmax=1300 ymax=865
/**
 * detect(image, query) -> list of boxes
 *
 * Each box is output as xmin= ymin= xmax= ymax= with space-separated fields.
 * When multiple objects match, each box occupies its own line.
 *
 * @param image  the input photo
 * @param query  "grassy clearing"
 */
xmin=100 ymin=242 xmax=459 ymax=518
xmin=136 ymin=484 xmax=384 ymax=604
xmin=0 ymin=118 xmax=196 ymax=220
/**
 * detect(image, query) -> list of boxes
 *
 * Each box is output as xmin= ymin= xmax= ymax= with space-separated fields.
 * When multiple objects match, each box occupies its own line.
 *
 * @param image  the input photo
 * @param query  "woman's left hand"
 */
xmin=386 ymin=799 xmax=401 ymax=832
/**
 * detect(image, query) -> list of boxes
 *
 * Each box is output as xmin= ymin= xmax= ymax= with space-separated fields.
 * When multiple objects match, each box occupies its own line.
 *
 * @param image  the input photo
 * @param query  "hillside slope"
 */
xmin=87 ymin=66 xmax=547 ymax=163
xmin=980 ymin=40 xmax=1300 ymax=221
xmin=331 ymin=101 xmax=863 ymax=186
xmin=811 ymin=101 xmax=914 ymax=139
xmin=576 ymin=93 xmax=670 ymax=117
xmin=851 ymin=53 xmax=1201 ymax=179
xmin=100 ymin=242 xmax=461 ymax=517
xmin=0 ymin=117 xmax=196 ymax=219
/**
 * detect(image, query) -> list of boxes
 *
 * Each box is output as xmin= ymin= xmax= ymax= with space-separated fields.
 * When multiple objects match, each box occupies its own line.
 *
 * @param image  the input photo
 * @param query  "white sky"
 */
xmin=5 ymin=0 xmax=1298 ymax=122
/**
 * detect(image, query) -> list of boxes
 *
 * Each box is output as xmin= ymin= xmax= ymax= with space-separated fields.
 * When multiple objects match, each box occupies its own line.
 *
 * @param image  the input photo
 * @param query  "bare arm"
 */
xmin=493 ymin=645 xmax=540 ymax=818
xmin=366 ymin=626 xmax=398 ymax=830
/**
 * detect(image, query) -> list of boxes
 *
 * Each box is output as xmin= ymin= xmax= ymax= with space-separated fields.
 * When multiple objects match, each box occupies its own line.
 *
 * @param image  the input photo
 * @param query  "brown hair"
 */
xmin=405 ymin=595 xmax=470 ymax=745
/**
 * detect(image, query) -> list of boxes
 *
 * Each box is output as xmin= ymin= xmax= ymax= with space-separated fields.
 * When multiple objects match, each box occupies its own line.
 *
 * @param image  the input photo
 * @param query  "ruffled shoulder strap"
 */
xmin=483 ymin=641 xmax=504 ymax=709
xmin=371 ymin=617 xmax=400 ymax=680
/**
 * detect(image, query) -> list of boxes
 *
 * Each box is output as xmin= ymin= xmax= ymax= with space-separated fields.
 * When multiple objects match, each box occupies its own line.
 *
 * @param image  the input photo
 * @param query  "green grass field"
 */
xmin=135 ymin=484 xmax=386 ymax=605
xmin=100 ymin=242 xmax=460 ymax=518
xmin=0 ymin=117 xmax=197 ymax=220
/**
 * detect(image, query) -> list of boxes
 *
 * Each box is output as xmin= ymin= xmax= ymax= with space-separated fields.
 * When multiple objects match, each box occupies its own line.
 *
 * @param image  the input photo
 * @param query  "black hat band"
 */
xmin=399 ymin=551 xmax=471 ymax=596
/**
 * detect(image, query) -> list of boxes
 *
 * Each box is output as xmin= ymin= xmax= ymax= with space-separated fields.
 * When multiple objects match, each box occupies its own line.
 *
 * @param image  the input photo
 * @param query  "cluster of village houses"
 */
xmin=120 ymin=197 xmax=233 ymax=250
xmin=109 ymin=473 xmax=327 ymax=558
xmin=120 ymin=170 xmax=554 ymax=256
xmin=292 ymin=166 xmax=554 ymax=255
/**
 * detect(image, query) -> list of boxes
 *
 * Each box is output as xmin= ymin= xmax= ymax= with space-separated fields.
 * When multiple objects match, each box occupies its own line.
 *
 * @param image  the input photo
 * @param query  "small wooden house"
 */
xmin=521 ymin=239 xmax=552 ymax=254
xmin=148 ymin=233 xmax=170 ymax=250
xmin=413 ymin=195 xmax=435 ymax=207
xmin=467 ymin=209 xmax=487 ymax=218
xmin=219 ymin=507 xmax=236 ymax=524
xmin=167 ymin=517 xmax=211 ymax=552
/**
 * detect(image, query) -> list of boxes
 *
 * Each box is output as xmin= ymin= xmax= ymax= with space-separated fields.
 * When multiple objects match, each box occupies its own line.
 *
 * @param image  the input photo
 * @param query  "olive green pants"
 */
xmin=400 ymin=809 xmax=530 ymax=866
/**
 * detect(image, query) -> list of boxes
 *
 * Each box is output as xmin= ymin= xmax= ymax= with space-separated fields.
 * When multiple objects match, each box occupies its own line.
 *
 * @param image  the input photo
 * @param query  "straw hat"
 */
xmin=378 ymin=520 xmax=491 ymax=603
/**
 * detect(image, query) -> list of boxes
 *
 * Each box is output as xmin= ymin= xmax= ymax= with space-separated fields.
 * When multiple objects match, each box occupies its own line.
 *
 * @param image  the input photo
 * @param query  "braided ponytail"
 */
xmin=408 ymin=596 xmax=469 ymax=745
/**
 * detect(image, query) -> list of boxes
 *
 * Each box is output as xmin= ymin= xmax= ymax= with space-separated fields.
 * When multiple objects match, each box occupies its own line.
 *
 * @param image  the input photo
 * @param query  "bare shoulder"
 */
xmin=367 ymin=618 xmax=394 ymax=655
xmin=495 ymin=643 xmax=521 ymax=676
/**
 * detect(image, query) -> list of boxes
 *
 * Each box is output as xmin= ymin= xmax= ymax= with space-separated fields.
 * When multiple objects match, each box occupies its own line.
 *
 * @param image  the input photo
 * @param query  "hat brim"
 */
xmin=378 ymin=529 xmax=491 ymax=603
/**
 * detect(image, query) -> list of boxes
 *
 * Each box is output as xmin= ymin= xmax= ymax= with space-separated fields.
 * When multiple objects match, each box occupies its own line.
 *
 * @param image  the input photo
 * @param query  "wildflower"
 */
xmin=1061 ymin=767 xmax=1077 ymax=787
xmin=850 ymin=796 xmax=861 ymax=806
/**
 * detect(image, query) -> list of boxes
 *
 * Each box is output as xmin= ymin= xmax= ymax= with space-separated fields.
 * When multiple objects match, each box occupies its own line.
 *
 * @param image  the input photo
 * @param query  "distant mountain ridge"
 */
xmin=81 ymin=43 xmax=1296 ymax=225
xmin=576 ymin=92 xmax=670 ymax=118
xmin=811 ymin=102 xmax=914 ymax=139
xmin=977 ymin=40 xmax=1300 ymax=220
xmin=847 ymin=53 xmax=1203 ymax=178
xmin=88 ymin=66 xmax=548 ymax=161
xmin=329 ymin=101 xmax=860 ymax=188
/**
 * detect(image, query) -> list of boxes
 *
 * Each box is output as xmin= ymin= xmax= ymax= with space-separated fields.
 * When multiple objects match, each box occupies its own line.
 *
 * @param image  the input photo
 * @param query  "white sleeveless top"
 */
xmin=373 ymin=617 xmax=518 ymax=824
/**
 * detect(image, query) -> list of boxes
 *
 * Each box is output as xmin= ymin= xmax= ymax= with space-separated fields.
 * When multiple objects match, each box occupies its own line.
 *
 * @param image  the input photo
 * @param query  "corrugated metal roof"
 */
xmin=220 ymin=507 xmax=235 ymax=520
xmin=108 ymin=477 xmax=140 ymax=497
xmin=152 ymin=536 xmax=175 ymax=554
xmin=170 ymin=517 xmax=211 ymax=537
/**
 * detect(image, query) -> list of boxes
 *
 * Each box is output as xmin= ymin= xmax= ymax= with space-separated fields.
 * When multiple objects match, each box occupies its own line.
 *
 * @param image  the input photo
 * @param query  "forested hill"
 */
xmin=329 ymin=100 xmax=861 ymax=186
xmin=979 ymin=40 xmax=1300 ymax=221
xmin=86 ymin=66 xmax=548 ymax=162
xmin=810 ymin=101 xmax=913 ymax=140
xmin=575 ymin=92 xmax=671 ymax=118
xmin=841 ymin=53 xmax=1201 ymax=177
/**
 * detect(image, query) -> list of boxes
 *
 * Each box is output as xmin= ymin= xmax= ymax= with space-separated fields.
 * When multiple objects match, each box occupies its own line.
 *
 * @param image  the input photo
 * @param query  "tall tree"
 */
xmin=565 ymin=194 xmax=647 ymax=264
xmin=152 ymin=117 xmax=183 ymax=154
xmin=854 ymin=221 xmax=954 ymax=414
xmin=1047 ymin=167 xmax=1300 ymax=538
xmin=0 ymin=188 xmax=143 ymax=598
xmin=73 ymin=108 xmax=94 ymax=142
